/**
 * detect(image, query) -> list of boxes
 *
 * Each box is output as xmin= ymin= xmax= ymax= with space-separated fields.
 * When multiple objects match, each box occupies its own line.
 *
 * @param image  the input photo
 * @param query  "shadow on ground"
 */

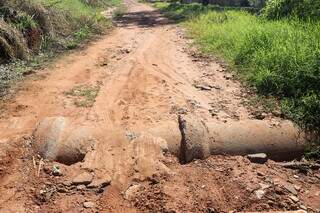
xmin=115 ymin=10 xmax=174 ymax=28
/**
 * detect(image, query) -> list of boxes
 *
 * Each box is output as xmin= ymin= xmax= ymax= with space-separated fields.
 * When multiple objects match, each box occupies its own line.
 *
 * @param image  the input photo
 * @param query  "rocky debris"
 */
xmin=72 ymin=172 xmax=93 ymax=185
xmin=289 ymin=195 xmax=299 ymax=203
xmin=223 ymin=74 xmax=233 ymax=80
xmin=62 ymin=180 xmax=72 ymax=186
xmin=300 ymin=205 xmax=307 ymax=210
xmin=247 ymin=153 xmax=268 ymax=164
xmin=83 ymin=201 xmax=94 ymax=208
xmin=194 ymin=84 xmax=211 ymax=91
xmin=255 ymin=189 xmax=266 ymax=199
xmin=125 ymin=131 xmax=138 ymax=141
xmin=120 ymin=48 xmax=131 ymax=54
xmin=100 ymin=61 xmax=108 ymax=66
xmin=277 ymin=161 xmax=320 ymax=173
xmin=124 ymin=184 xmax=144 ymax=200
xmin=254 ymin=112 xmax=268 ymax=120
xmin=259 ymin=183 xmax=271 ymax=190
xmin=284 ymin=183 xmax=298 ymax=195
xmin=294 ymin=185 xmax=301 ymax=191
xmin=57 ymin=186 xmax=68 ymax=193
xmin=171 ymin=106 xmax=188 ymax=115
xmin=193 ymin=83 xmax=221 ymax=91
xmin=87 ymin=175 xmax=111 ymax=189
xmin=76 ymin=185 xmax=86 ymax=190
xmin=35 ymin=186 xmax=57 ymax=204
xmin=209 ymin=108 xmax=219 ymax=117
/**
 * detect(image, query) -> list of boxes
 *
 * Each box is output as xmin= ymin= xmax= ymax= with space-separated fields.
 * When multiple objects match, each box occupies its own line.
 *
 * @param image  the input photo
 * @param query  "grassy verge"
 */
xmin=155 ymin=3 xmax=320 ymax=147
xmin=0 ymin=0 xmax=123 ymax=97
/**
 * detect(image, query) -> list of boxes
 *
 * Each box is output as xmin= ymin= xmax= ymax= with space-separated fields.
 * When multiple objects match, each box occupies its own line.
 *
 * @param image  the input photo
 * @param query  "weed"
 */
xmin=13 ymin=12 xmax=38 ymax=32
xmin=66 ymin=26 xmax=91 ymax=49
xmin=64 ymin=84 xmax=100 ymax=107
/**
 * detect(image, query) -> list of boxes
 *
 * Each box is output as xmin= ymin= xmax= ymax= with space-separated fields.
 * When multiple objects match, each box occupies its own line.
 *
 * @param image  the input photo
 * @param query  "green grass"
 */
xmin=156 ymin=3 xmax=320 ymax=143
xmin=262 ymin=0 xmax=320 ymax=21
xmin=41 ymin=0 xmax=122 ymax=49
xmin=64 ymin=84 xmax=100 ymax=107
xmin=41 ymin=0 xmax=120 ymax=18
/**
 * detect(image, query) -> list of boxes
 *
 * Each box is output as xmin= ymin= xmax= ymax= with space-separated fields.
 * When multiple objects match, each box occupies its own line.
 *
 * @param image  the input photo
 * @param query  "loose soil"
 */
xmin=0 ymin=0 xmax=319 ymax=212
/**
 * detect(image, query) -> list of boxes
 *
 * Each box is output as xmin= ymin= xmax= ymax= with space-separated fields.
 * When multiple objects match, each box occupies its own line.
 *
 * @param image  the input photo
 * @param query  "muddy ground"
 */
xmin=0 ymin=0 xmax=319 ymax=212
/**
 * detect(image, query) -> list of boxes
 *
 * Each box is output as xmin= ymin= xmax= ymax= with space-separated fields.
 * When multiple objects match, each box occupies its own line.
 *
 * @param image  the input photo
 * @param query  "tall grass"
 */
xmin=156 ymin=3 xmax=320 ymax=142
xmin=0 ymin=0 xmax=122 ymax=96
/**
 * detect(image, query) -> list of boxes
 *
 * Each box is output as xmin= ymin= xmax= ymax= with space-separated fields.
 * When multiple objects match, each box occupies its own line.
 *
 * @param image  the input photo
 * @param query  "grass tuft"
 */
xmin=64 ymin=84 xmax=100 ymax=107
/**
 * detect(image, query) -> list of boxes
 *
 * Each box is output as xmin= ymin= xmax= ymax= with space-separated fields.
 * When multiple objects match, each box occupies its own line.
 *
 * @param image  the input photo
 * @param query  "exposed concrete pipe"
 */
xmin=33 ymin=116 xmax=305 ymax=165
xmin=178 ymin=115 xmax=305 ymax=163
xmin=149 ymin=115 xmax=305 ymax=163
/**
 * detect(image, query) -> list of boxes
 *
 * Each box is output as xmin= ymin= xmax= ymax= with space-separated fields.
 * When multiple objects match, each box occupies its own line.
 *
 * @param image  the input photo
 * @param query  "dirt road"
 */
xmin=0 ymin=0 xmax=319 ymax=212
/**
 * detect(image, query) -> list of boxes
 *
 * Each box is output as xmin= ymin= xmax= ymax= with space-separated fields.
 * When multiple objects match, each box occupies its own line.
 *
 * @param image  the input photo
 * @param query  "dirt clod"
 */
xmin=72 ymin=172 xmax=93 ymax=185
xmin=83 ymin=201 xmax=94 ymax=208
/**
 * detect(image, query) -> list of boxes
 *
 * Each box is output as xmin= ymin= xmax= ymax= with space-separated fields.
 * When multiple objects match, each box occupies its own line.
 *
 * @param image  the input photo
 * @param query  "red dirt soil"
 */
xmin=0 ymin=0 xmax=319 ymax=212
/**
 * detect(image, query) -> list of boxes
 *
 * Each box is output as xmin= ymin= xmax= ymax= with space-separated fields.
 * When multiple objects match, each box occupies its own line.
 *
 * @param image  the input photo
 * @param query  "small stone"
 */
xmin=224 ymin=74 xmax=232 ymax=80
xmin=83 ymin=201 xmax=94 ymax=208
xmin=247 ymin=153 xmax=268 ymax=164
xmin=293 ymin=175 xmax=299 ymax=179
xmin=72 ymin=172 xmax=93 ymax=185
xmin=300 ymin=205 xmax=307 ymax=210
xmin=57 ymin=187 xmax=68 ymax=193
xmin=294 ymin=185 xmax=301 ymax=191
xmin=284 ymin=183 xmax=298 ymax=195
xmin=77 ymin=185 xmax=86 ymax=190
xmin=124 ymin=184 xmax=144 ymax=200
xmin=259 ymin=183 xmax=271 ymax=190
xmin=275 ymin=186 xmax=285 ymax=195
xmin=43 ymin=166 xmax=52 ymax=174
xmin=62 ymin=180 xmax=72 ymax=186
xmin=194 ymin=84 xmax=211 ymax=91
xmin=289 ymin=195 xmax=299 ymax=203
xmin=255 ymin=189 xmax=265 ymax=199
xmin=87 ymin=176 xmax=111 ymax=189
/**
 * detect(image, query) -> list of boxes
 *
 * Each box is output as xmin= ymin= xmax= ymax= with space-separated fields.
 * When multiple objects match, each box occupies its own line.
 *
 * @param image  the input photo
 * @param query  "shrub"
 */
xmin=0 ymin=20 xmax=28 ymax=60
xmin=263 ymin=0 xmax=320 ymax=20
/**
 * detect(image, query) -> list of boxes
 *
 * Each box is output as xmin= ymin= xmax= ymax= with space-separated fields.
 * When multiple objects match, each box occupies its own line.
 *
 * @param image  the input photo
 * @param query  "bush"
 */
xmin=0 ymin=20 xmax=28 ymax=60
xmin=263 ymin=0 xmax=320 ymax=20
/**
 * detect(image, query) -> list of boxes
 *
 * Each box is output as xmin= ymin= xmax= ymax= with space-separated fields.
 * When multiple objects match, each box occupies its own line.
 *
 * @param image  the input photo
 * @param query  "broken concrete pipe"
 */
xmin=149 ymin=116 xmax=305 ymax=163
xmin=33 ymin=117 xmax=95 ymax=165
xmin=179 ymin=115 xmax=305 ymax=163
xmin=33 ymin=115 xmax=305 ymax=165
